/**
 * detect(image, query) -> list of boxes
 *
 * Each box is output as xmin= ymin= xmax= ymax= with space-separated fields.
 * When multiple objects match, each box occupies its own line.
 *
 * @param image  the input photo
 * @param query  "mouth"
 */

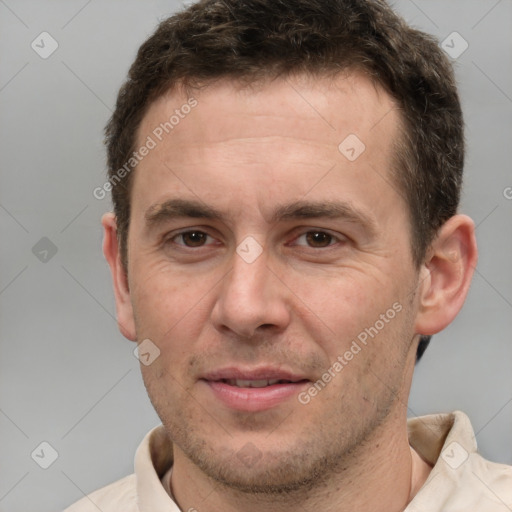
xmin=217 ymin=378 xmax=307 ymax=388
xmin=200 ymin=368 xmax=310 ymax=411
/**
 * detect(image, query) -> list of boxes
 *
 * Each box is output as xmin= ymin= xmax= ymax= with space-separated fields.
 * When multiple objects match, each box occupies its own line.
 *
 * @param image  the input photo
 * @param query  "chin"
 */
xmin=197 ymin=449 xmax=326 ymax=495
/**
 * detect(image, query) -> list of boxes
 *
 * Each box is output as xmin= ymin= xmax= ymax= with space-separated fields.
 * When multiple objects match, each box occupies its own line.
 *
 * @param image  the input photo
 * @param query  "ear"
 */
xmin=102 ymin=212 xmax=137 ymax=341
xmin=414 ymin=214 xmax=478 ymax=335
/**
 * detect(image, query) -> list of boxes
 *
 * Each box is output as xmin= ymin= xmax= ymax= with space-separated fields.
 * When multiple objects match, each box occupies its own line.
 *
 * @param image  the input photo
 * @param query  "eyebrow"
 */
xmin=144 ymin=198 xmax=377 ymax=235
xmin=144 ymin=199 xmax=227 ymax=226
xmin=270 ymin=200 xmax=376 ymax=233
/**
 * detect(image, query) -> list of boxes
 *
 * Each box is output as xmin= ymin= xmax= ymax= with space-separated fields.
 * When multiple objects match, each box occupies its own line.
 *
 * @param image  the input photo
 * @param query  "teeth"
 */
xmin=224 ymin=378 xmax=291 ymax=388
xmin=241 ymin=379 xmax=268 ymax=388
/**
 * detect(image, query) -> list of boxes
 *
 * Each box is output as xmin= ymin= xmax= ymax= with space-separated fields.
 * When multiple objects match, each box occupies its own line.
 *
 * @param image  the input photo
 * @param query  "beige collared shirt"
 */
xmin=63 ymin=411 xmax=512 ymax=511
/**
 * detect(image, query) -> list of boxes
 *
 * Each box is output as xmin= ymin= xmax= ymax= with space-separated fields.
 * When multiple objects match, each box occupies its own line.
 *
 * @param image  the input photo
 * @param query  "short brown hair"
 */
xmin=105 ymin=0 xmax=464 ymax=273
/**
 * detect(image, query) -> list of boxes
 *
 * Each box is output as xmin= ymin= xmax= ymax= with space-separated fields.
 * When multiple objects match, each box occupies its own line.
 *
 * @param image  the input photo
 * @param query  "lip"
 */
xmin=201 ymin=367 xmax=308 ymax=382
xmin=200 ymin=367 xmax=310 ymax=412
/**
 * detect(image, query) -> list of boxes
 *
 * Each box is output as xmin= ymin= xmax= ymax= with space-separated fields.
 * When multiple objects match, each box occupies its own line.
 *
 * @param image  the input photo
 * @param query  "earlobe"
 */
xmin=101 ymin=213 xmax=137 ymax=341
xmin=414 ymin=214 xmax=478 ymax=336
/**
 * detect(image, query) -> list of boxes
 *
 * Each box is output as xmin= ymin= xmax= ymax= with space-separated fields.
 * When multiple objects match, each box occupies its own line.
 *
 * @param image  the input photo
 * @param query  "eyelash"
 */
xmin=166 ymin=228 xmax=344 ymax=250
xmin=169 ymin=230 xmax=218 ymax=248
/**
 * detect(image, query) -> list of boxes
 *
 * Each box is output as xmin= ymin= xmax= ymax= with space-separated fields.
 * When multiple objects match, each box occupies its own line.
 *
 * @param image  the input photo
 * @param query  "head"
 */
xmin=102 ymin=0 xmax=477 ymax=496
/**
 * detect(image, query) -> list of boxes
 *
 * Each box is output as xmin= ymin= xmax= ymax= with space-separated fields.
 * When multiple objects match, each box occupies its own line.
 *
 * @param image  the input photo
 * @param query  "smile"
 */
xmin=200 ymin=368 xmax=310 ymax=412
xmin=220 ymin=378 xmax=303 ymax=388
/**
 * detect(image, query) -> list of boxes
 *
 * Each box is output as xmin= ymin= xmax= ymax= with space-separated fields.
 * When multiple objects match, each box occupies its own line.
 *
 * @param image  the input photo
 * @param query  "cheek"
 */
xmin=129 ymin=260 xmax=213 ymax=346
xmin=280 ymin=264 xmax=403 ymax=355
xmin=133 ymin=267 xmax=209 ymax=402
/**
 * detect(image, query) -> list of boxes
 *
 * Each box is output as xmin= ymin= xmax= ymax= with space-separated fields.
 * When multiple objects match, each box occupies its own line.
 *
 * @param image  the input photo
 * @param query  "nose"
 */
xmin=210 ymin=247 xmax=291 ymax=340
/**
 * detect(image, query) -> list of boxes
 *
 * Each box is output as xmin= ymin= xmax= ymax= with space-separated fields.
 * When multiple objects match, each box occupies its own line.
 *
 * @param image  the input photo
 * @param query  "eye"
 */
xmin=293 ymin=230 xmax=340 ymax=248
xmin=170 ymin=230 xmax=215 ymax=248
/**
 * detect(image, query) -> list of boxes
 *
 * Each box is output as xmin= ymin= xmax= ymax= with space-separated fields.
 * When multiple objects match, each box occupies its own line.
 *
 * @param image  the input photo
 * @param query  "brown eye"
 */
xmin=304 ymin=231 xmax=334 ymax=248
xmin=177 ymin=231 xmax=209 ymax=247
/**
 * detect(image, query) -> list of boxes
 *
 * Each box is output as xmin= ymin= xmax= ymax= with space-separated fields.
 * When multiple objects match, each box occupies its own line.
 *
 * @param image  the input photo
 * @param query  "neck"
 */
xmin=169 ymin=406 xmax=432 ymax=512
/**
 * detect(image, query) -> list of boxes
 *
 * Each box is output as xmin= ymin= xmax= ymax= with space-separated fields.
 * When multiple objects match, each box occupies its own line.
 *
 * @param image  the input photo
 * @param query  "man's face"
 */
xmin=125 ymin=73 xmax=422 ymax=491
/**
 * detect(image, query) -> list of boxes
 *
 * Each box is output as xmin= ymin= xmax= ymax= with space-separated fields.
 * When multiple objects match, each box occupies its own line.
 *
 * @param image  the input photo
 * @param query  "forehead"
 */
xmin=139 ymin=71 xmax=399 ymax=150
xmin=131 ymin=71 xmax=404 ymax=224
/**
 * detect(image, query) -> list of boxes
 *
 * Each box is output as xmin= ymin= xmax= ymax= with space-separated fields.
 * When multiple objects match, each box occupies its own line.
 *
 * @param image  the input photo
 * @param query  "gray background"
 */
xmin=0 ymin=1 xmax=511 ymax=511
